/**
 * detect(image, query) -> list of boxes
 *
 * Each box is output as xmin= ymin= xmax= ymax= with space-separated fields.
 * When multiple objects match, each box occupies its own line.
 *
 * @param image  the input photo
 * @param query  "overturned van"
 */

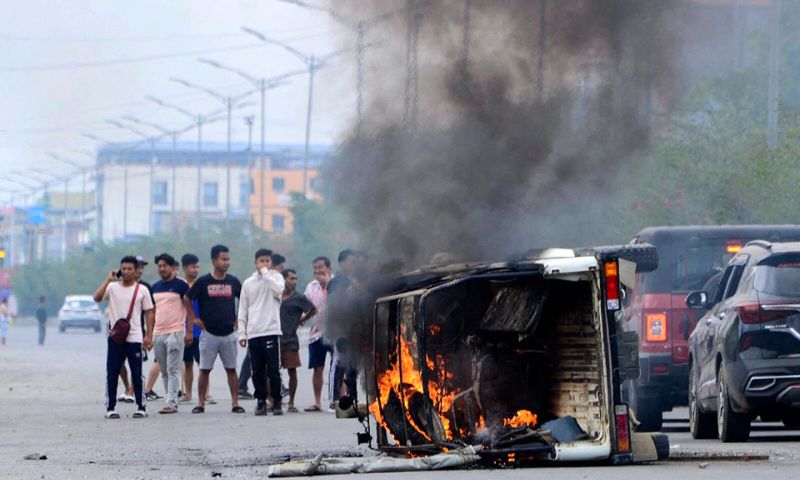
xmin=364 ymin=245 xmax=668 ymax=465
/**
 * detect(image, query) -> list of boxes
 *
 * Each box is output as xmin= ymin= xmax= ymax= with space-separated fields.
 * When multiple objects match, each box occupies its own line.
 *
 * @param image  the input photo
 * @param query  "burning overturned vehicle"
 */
xmin=361 ymin=244 xmax=668 ymax=466
xmin=270 ymin=245 xmax=668 ymax=476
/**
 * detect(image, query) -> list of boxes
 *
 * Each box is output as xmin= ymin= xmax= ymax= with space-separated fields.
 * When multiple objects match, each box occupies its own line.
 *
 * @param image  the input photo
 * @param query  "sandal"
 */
xmin=191 ymin=406 xmax=205 ymax=414
xmin=232 ymin=405 xmax=245 ymax=414
xmin=287 ymin=406 xmax=299 ymax=413
xmin=304 ymin=405 xmax=322 ymax=412
xmin=105 ymin=411 xmax=120 ymax=419
xmin=159 ymin=406 xmax=177 ymax=414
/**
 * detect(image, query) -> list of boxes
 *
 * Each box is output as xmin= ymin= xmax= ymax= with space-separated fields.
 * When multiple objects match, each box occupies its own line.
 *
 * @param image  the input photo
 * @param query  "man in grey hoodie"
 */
xmin=237 ymin=248 xmax=285 ymax=416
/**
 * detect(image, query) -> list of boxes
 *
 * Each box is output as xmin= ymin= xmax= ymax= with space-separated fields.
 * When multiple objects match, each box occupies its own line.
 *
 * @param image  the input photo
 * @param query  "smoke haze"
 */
xmin=323 ymin=0 xmax=691 ymax=265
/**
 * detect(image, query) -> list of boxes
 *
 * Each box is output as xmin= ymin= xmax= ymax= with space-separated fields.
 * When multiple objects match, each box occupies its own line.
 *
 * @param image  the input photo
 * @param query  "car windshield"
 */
xmin=754 ymin=265 xmax=800 ymax=297
xmin=66 ymin=300 xmax=95 ymax=309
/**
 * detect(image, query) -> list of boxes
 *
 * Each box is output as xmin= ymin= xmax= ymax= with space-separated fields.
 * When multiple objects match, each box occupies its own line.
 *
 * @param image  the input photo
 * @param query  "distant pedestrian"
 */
xmin=280 ymin=269 xmax=316 ymax=413
xmin=328 ymin=250 xmax=361 ymax=405
xmin=35 ymin=296 xmax=47 ymax=346
xmin=94 ymin=255 xmax=155 ymax=419
xmin=304 ymin=256 xmax=333 ymax=412
xmin=184 ymin=245 xmax=244 ymax=414
xmin=238 ymin=249 xmax=285 ymax=416
xmin=271 ymin=254 xmax=286 ymax=273
xmin=0 ymin=299 xmax=9 ymax=346
xmin=150 ymin=253 xmax=191 ymax=414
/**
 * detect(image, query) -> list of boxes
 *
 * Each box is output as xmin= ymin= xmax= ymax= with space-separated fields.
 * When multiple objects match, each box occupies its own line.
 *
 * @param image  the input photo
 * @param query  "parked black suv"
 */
xmin=686 ymin=241 xmax=800 ymax=442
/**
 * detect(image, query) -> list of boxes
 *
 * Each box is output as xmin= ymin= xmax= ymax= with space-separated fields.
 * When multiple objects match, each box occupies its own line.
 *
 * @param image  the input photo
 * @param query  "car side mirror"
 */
xmin=685 ymin=291 xmax=708 ymax=310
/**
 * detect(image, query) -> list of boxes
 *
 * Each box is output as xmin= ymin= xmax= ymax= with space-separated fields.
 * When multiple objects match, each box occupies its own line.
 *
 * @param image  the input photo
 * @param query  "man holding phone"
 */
xmin=94 ymin=255 xmax=155 ymax=419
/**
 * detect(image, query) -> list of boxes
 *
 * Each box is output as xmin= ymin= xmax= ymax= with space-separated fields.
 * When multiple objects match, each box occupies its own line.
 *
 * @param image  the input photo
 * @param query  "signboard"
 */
xmin=27 ymin=206 xmax=46 ymax=225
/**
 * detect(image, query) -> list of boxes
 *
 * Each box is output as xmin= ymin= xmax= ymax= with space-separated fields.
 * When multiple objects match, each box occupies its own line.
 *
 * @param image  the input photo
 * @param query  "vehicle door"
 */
xmin=705 ymin=258 xmax=748 ymax=393
xmin=694 ymin=265 xmax=733 ymax=398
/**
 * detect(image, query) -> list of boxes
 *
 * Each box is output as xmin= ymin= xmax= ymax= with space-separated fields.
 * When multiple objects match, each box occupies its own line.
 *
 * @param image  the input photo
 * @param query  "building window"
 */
xmin=203 ymin=182 xmax=218 ymax=207
xmin=239 ymin=180 xmax=250 ymax=208
xmin=272 ymin=177 xmax=285 ymax=193
xmin=272 ymin=214 xmax=285 ymax=233
xmin=152 ymin=181 xmax=168 ymax=205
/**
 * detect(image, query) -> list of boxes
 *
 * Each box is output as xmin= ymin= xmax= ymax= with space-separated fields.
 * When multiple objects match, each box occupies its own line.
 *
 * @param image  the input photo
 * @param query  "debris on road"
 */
xmin=267 ymin=447 xmax=481 ymax=477
xmin=23 ymin=453 xmax=47 ymax=460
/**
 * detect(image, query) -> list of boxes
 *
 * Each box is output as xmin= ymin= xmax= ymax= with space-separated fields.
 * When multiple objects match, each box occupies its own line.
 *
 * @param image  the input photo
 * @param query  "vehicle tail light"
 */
xmin=615 ymin=405 xmax=631 ymax=453
xmin=652 ymin=363 xmax=669 ymax=373
xmin=737 ymin=303 xmax=797 ymax=324
xmin=645 ymin=312 xmax=668 ymax=342
xmin=605 ymin=261 xmax=620 ymax=311
xmin=726 ymin=243 xmax=742 ymax=254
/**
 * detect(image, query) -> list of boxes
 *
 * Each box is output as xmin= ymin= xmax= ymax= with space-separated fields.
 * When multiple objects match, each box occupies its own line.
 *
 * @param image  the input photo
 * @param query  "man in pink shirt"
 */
xmin=149 ymin=253 xmax=192 ymax=414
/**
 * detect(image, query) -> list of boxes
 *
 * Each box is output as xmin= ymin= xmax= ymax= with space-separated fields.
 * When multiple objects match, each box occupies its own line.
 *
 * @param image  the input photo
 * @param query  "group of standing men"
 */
xmin=96 ymin=244 xmax=360 ymax=419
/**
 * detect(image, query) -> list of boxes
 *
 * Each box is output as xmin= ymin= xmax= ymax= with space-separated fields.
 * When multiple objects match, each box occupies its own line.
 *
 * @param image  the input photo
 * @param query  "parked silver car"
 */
xmin=58 ymin=295 xmax=103 ymax=333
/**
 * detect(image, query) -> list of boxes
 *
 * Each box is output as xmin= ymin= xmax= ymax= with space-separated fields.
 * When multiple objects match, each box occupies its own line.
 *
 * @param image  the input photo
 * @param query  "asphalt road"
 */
xmin=2 ymin=323 xmax=800 ymax=479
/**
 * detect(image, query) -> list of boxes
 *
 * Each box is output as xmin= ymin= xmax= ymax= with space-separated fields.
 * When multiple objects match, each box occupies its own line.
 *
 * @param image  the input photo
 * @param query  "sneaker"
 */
xmin=272 ymin=406 xmax=284 ymax=416
xmin=105 ymin=410 xmax=120 ymax=419
xmin=145 ymin=390 xmax=162 ymax=401
xmin=255 ymin=400 xmax=267 ymax=416
xmin=238 ymin=390 xmax=254 ymax=400
xmin=206 ymin=395 xmax=217 ymax=405
xmin=133 ymin=409 xmax=148 ymax=419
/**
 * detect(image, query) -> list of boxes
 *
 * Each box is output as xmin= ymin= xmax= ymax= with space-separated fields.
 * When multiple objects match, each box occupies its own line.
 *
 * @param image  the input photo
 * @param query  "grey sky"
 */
xmin=0 ymin=0 xmax=357 ymax=176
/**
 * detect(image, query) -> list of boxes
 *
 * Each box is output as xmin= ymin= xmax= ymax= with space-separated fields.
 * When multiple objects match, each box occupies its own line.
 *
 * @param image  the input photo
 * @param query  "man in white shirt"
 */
xmin=303 ymin=256 xmax=333 ymax=412
xmin=94 ymin=255 xmax=155 ymax=419
xmin=238 ymin=249 xmax=285 ymax=416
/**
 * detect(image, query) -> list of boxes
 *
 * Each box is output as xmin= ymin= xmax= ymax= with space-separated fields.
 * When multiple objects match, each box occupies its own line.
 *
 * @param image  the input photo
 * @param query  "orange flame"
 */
xmin=503 ymin=409 xmax=538 ymax=428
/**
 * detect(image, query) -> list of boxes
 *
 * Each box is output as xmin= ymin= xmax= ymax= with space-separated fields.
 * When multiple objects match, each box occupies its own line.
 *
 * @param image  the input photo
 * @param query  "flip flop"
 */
xmin=287 ymin=406 xmax=299 ymax=413
xmin=304 ymin=405 xmax=321 ymax=412
xmin=232 ymin=405 xmax=246 ymax=414
xmin=192 ymin=406 xmax=205 ymax=414
xmin=159 ymin=406 xmax=177 ymax=414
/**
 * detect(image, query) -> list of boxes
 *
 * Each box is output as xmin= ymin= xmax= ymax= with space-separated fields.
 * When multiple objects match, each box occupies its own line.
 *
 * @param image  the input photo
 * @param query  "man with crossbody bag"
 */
xmin=94 ymin=255 xmax=155 ymax=419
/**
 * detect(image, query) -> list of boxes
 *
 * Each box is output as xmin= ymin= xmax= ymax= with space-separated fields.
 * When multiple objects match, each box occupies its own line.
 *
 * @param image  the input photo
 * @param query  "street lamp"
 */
xmin=276 ymin=0 xmax=403 ymax=132
xmin=197 ymin=59 xmax=304 ymax=229
xmin=168 ymin=78 xmax=255 ymax=223
xmin=241 ymin=27 xmax=347 ymax=197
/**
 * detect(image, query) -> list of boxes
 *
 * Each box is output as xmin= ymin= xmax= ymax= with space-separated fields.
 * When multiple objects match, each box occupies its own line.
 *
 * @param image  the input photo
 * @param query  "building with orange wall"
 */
xmin=250 ymin=168 xmax=321 ymax=234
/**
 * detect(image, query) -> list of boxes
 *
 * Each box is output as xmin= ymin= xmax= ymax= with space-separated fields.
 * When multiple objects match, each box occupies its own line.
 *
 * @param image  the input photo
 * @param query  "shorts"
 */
xmin=281 ymin=349 xmax=301 ymax=369
xmin=308 ymin=339 xmax=333 ymax=369
xmin=198 ymin=331 xmax=237 ymax=370
xmin=183 ymin=338 xmax=200 ymax=363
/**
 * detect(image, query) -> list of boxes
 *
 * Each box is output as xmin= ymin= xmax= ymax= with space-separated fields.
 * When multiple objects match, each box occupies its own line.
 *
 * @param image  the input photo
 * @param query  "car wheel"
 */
xmin=717 ymin=366 xmax=751 ymax=442
xmin=689 ymin=363 xmax=717 ymax=439
xmin=630 ymin=384 xmax=663 ymax=432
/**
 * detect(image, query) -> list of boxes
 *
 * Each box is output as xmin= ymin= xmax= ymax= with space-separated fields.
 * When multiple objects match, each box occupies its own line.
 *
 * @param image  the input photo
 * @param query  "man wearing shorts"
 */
xmin=280 ymin=269 xmax=316 ymax=412
xmin=304 ymin=256 xmax=333 ymax=411
xmin=184 ymin=245 xmax=244 ymax=414
xmin=180 ymin=253 xmax=202 ymax=403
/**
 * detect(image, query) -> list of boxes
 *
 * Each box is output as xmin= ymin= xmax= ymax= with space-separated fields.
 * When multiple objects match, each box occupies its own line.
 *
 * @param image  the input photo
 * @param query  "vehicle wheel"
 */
xmin=717 ymin=367 xmax=751 ymax=442
xmin=651 ymin=433 xmax=670 ymax=460
xmin=630 ymin=385 xmax=663 ymax=432
xmin=689 ymin=363 xmax=717 ymax=439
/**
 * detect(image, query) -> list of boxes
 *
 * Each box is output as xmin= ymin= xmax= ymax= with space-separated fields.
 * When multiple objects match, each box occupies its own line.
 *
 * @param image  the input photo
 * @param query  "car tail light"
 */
xmin=737 ymin=303 xmax=797 ymax=324
xmin=645 ymin=312 xmax=668 ymax=342
xmin=615 ymin=405 xmax=631 ymax=453
xmin=726 ymin=243 xmax=742 ymax=254
xmin=605 ymin=261 xmax=620 ymax=311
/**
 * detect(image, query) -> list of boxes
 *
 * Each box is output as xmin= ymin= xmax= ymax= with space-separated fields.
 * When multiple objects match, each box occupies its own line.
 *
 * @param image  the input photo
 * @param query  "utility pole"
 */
xmin=242 ymin=27 xmax=344 ymax=197
xmin=767 ymin=0 xmax=781 ymax=150
xmin=198 ymin=60 xmax=302 ymax=230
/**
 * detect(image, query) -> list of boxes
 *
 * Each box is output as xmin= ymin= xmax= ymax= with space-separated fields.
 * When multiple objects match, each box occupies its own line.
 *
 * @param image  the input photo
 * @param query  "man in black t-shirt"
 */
xmin=184 ymin=244 xmax=244 ymax=414
xmin=280 ymin=269 xmax=316 ymax=412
